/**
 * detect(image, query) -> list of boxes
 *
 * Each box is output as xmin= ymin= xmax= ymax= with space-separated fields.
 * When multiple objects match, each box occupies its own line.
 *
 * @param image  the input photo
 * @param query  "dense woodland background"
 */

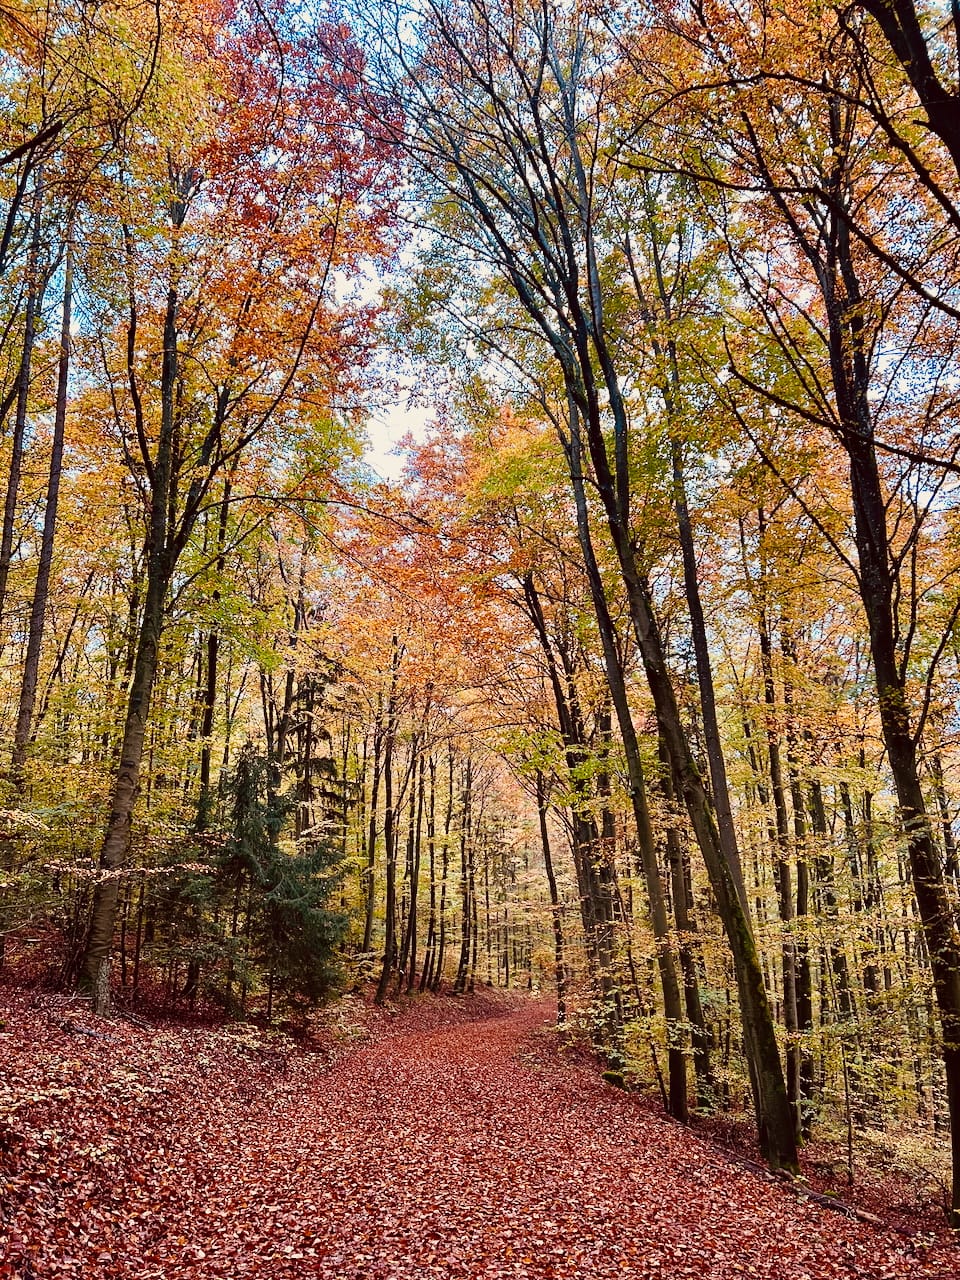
xmin=3 ymin=0 xmax=960 ymax=1226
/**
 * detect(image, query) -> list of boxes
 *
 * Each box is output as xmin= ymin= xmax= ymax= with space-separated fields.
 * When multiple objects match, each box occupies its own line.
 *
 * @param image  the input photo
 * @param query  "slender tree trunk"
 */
xmin=394 ymin=735 xmax=420 ymax=991
xmin=12 ymin=230 xmax=73 ymax=777
xmin=406 ymin=750 xmax=425 ymax=993
xmin=196 ymin=477 xmax=232 ymax=828
xmin=659 ymin=738 xmax=715 ymax=1107
xmin=483 ymin=837 xmax=493 ymax=986
xmin=523 ymin=565 xmax=686 ymax=1110
xmin=536 ymin=771 xmax=567 ymax=1026
xmin=561 ymin=411 xmax=685 ymax=1097
xmin=79 ymin=562 xmax=167 ymax=1007
xmin=362 ymin=704 xmax=384 ymax=953
xmin=754 ymin=570 xmax=801 ymax=1143
xmin=453 ymin=758 xmax=473 ymax=995
xmin=131 ymin=875 xmax=145 ymax=997
xmin=0 ymin=177 xmax=44 ymax=633
xmin=375 ymin=639 xmax=401 ymax=1005
xmin=467 ymin=831 xmax=479 ymax=994
xmin=929 ymin=741 xmax=959 ymax=885
xmin=431 ymin=745 xmax=454 ymax=992
xmin=781 ymin=626 xmax=814 ymax=1128
xmin=562 ymin=377 xmax=793 ymax=1159
xmin=420 ymin=754 xmax=438 ymax=991
xmin=668 ymin=435 xmax=747 ymax=907
xmin=32 ymin=566 xmax=95 ymax=739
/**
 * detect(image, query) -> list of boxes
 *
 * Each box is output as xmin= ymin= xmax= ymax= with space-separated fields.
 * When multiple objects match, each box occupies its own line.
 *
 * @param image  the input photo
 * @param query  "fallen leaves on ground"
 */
xmin=1 ymin=987 xmax=956 ymax=1278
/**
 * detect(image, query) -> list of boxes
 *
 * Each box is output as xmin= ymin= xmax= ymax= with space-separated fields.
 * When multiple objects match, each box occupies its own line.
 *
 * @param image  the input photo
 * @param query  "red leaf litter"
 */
xmin=1 ymin=988 xmax=956 ymax=1278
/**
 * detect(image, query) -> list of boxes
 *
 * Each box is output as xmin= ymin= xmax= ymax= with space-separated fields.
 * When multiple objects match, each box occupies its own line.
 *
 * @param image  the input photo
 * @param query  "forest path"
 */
xmin=138 ymin=996 xmax=942 ymax=1280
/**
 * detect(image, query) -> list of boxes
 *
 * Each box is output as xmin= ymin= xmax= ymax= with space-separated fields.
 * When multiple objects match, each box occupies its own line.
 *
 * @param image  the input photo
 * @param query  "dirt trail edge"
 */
xmin=3 ymin=996 xmax=955 ymax=1279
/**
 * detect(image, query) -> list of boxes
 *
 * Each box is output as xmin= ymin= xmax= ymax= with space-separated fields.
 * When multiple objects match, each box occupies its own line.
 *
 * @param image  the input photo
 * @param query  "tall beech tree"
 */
xmin=78 ymin=2 xmax=395 ymax=1006
xmin=370 ymin=0 xmax=795 ymax=1165
xmin=12 ymin=229 xmax=72 ymax=775
xmin=633 ymin=0 xmax=960 ymax=1217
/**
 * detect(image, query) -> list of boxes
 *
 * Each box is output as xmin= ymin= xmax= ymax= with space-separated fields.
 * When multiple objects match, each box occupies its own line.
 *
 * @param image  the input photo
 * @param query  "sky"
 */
xmin=362 ymin=387 xmax=436 ymax=482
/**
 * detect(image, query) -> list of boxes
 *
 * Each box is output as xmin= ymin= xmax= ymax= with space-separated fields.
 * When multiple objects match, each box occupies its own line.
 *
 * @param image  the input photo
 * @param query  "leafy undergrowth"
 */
xmin=688 ymin=1105 xmax=952 ymax=1239
xmin=1 ymin=986 xmax=957 ymax=1279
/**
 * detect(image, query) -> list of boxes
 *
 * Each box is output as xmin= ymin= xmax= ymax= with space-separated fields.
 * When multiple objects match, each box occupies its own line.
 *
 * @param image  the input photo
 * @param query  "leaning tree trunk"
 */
xmin=826 ymin=193 xmax=960 ymax=1223
xmin=847 ymin=429 xmax=960 ymax=1221
xmin=524 ymin=561 xmax=686 ymax=1111
xmin=567 ymin=358 xmax=797 ymax=1167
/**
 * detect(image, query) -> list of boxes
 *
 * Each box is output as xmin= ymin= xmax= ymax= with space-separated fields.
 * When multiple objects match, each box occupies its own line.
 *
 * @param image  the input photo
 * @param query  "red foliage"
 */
xmin=1 ymin=989 xmax=956 ymax=1278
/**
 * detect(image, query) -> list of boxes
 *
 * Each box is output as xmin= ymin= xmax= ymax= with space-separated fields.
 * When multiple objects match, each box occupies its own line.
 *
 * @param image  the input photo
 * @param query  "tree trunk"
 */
xmin=375 ymin=638 xmax=401 ymax=1005
xmin=196 ymin=477 xmax=232 ymax=828
xmin=659 ymin=738 xmax=715 ymax=1108
xmin=668 ymin=437 xmax=747 ymax=909
xmin=420 ymin=753 xmax=438 ymax=991
xmin=536 ymin=771 xmax=567 ymax=1026
xmin=561 ymin=338 xmax=794 ymax=1163
xmin=827 ymin=190 xmax=960 ymax=1222
xmin=362 ymin=704 xmax=384 ymax=953
xmin=0 ymin=177 xmax=44 ymax=633
xmin=80 ymin=564 xmax=167 ymax=1007
xmin=12 ymin=230 xmax=73 ymax=776
xmin=754 ymin=572 xmax=801 ymax=1143
xmin=431 ymin=745 xmax=454 ymax=992
xmin=406 ymin=750 xmax=425 ymax=993
xmin=79 ymin=264 xmax=181 ymax=1010
xmin=781 ymin=627 xmax=814 ymax=1129
xmin=453 ymin=757 xmax=473 ymax=995
xmin=523 ymin=561 xmax=686 ymax=1109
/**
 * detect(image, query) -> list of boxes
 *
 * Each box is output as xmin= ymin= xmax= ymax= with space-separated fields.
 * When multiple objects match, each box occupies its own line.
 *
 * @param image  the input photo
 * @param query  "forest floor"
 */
xmin=1 ymin=984 xmax=958 ymax=1279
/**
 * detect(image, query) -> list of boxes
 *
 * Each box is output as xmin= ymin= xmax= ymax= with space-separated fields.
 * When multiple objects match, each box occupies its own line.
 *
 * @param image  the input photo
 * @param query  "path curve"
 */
xmin=134 ymin=999 xmax=945 ymax=1279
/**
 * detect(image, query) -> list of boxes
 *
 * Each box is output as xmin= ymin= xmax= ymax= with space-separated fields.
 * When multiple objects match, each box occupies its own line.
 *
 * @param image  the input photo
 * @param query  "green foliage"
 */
xmin=220 ymin=745 xmax=347 ymax=1011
